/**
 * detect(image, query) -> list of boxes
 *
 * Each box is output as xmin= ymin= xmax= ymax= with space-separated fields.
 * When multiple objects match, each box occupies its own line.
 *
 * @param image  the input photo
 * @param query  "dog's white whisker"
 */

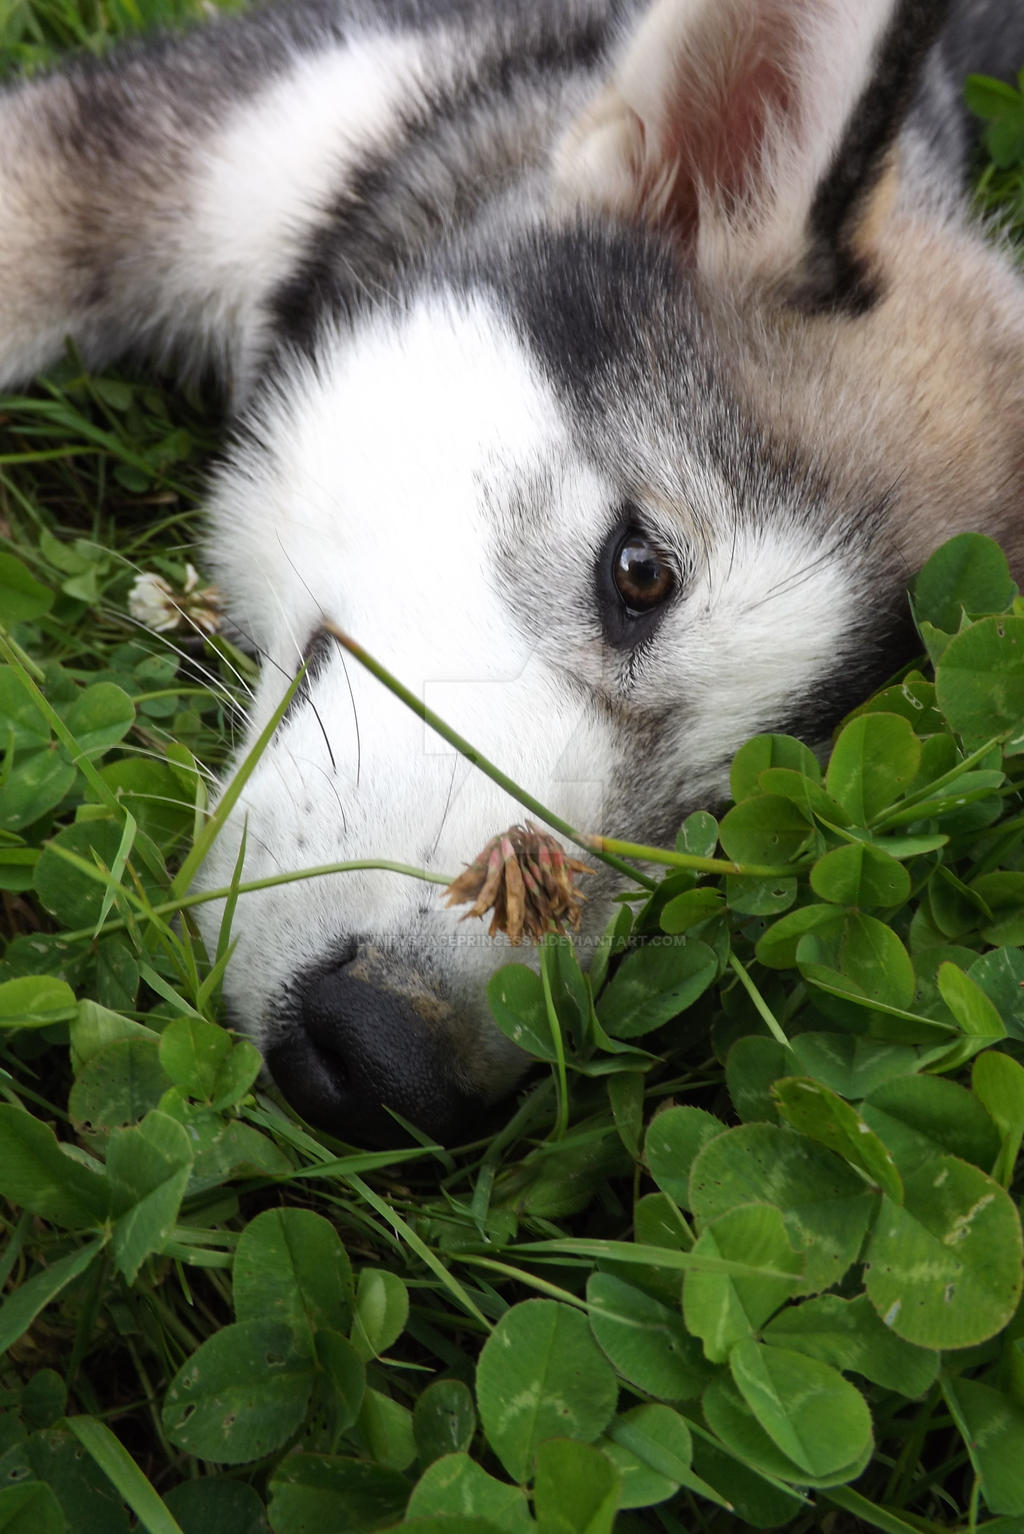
xmin=116 ymin=611 xmax=254 ymax=723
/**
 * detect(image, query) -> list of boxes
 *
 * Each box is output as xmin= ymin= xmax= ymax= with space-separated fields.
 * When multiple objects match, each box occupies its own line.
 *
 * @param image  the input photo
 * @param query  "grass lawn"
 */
xmin=2 ymin=4 xmax=1024 ymax=1531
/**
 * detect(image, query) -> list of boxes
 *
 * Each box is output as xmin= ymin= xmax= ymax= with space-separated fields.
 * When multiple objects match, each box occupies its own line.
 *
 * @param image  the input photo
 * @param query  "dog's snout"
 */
xmin=267 ymin=955 xmax=484 ymax=1147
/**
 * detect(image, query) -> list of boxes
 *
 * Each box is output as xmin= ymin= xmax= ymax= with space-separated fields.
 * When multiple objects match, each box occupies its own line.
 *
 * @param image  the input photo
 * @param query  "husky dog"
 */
xmin=2 ymin=0 xmax=1023 ymax=1144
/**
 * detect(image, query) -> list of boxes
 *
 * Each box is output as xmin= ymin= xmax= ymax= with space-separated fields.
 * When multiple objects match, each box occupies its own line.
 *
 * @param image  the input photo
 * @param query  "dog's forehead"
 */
xmin=464 ymin=220 xmax=745 ymax=469
xmin=445 ymin=217 xmax=852 ymax=567
xmin=246 ymin=214 xmax=801 ymax=584
xmin=221 ymin=286 xmax=569 ymax=630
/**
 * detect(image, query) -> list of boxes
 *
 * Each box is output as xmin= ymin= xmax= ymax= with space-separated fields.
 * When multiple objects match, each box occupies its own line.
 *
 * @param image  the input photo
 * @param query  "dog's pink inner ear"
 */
xmin=553 ymin=0 xmax=897 ymax=292
xmin=649 ymin=39 xmax=799 ymax=246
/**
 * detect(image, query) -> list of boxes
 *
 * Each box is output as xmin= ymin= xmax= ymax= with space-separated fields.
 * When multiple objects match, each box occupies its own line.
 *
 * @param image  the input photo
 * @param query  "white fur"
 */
xmin=185 ymin=34 xmax=437 ymax=387
xmin=195 ymin=295 xmax=620 ymax=1047
xmin=663 ymin=523 xmax=857 ymax=783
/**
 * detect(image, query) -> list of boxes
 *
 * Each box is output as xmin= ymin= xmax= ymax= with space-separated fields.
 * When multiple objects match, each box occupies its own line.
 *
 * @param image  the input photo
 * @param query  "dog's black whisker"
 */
xmin=427 ymin=754 xmax=462 ymax=867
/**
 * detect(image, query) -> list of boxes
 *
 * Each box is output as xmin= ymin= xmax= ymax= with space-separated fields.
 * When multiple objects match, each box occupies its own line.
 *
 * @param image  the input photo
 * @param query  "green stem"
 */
xmin=0 ymin=629 xmax=45 ymax=682
xmin=585 ymin=833 xmax=800 ymax=880
xmin=323 ymin=621 xmax=657 ymax=890
xmin=540 ymin=942 xmax=569 ymax=1140
xmin=50 ymin=857 xmax=455 ymax=946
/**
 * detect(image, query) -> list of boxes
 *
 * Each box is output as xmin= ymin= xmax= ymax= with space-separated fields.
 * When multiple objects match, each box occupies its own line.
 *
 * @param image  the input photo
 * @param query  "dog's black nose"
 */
xmin=265 ymin=958 xmax=484 ymax=1147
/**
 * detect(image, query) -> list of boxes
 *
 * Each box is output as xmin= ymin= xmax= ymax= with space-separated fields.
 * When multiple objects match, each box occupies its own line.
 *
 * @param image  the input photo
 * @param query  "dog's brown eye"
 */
xmin=613 ymin=532 xmax=674 ymax=613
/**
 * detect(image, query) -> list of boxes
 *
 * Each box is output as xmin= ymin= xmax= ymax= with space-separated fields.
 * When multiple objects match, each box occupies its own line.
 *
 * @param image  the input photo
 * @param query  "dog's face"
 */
xmin=196 ymin=0 xmax=1024 ymax=1145
xmin=194 ymin=222 xmax=910 ymax=1143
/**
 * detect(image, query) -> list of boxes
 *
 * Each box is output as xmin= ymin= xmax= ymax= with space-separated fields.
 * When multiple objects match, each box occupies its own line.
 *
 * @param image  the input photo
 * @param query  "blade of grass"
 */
xmin=168 ymin=665 xmax=308 ymax=900
xmin=728 ymin=954 xmax=793 ymax=1049
xmin=0 ymin=1237 xmax=106 ymax=1356
xmin=822 ymin=1485 xmax=950 ymax=1534
xmin=511 ymin=1238 xmax=806 ymax=1281
xmin=345 ymin=1172 xmax=491 ymax=1329
xmin=212 ymin=817 xmax=248 ymax=975
xmin=66 ymin=1416 xmax=185 ymax=1534
xmin=93 ymin=808 xmax=138 ymax=936
xmin=457 ymin=1255 xmax=589 ymax=1308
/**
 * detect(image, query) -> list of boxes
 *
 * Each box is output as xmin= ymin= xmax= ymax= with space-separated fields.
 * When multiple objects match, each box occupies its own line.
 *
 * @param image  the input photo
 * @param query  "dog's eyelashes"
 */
xmin=613 ymin=529 xmax=675 ymax=615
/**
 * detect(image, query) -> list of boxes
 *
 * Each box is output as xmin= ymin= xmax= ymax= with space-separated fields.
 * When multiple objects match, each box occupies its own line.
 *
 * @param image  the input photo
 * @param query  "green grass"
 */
xmin=3 ymin=5 xmax=1024 ymax=1532
xmin=967 ymin=71 xmax=1024 ymax=242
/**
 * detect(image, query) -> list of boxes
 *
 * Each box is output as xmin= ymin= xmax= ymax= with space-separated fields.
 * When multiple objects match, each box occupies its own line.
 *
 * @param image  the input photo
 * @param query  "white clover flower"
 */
xmin=128 ymin=571 xmax=179 ymax=632
xmin=128 ymin=566 xmax=223 ymax=635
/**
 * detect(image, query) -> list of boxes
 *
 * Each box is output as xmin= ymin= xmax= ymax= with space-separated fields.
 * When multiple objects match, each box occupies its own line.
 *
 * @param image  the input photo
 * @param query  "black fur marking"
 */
xmin=268 ymin=13 xmax=611 ymax=355
xmin=280 ymin=625 xmax=335 ymax=730
xmin=492 ymin=222 xmax=670 ymax=399
xmin=804 ymin=0 xmax=954 ymax=313
xmin=483 ymin=220 xmax=718 ymax=423
xmin=487 ymin=220 xmax=796 ymax=520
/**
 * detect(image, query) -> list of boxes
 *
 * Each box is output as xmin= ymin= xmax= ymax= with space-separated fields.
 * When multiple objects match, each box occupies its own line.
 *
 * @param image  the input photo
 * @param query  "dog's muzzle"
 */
xmin=267 ymin=947 xmax=487 ymax=1147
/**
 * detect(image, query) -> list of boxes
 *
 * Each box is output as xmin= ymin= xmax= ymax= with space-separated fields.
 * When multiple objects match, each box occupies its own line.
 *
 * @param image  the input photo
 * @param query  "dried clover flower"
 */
xmin=445 ymin=822 xmax=592 ymax=945
xmin=128 ymin=563 xmax=223 ymax=635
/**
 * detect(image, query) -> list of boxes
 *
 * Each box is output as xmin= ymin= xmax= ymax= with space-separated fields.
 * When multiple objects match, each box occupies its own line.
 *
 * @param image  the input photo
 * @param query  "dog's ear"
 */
xmin=553 ymin=0 xmax=949 ymax=308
